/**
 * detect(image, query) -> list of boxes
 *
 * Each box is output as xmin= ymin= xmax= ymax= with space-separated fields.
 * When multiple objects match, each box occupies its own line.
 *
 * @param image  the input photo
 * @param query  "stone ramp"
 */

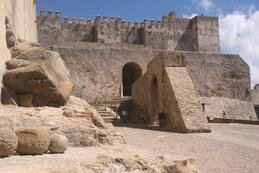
xmin=164 ymin=67 xmax=210 ymax=132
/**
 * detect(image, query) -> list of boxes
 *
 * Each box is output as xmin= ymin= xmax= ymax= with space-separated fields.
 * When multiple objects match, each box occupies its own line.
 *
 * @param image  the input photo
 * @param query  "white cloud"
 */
xmin=198 ymin=0 xmax=214 ymax=12
xmin=219 ymin=9 xmax=259 ymax=86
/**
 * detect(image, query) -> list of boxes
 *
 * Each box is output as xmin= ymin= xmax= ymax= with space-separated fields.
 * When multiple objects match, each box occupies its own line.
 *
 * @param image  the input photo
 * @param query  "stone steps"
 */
xmin=94 ymin=105 xmax=119 ymax=123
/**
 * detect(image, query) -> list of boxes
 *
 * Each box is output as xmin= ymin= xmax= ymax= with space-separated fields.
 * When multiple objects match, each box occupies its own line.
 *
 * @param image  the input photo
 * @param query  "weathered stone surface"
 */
xmin=252 ymin=84 xmax=259 ymax=118
xmin=0 ymin=128 xmax=18 ymax=157
xmin=16 ymin=127 xmax=51 ymax=155
xmin=64 ymin=96 xmax=106 ymax=128
xmin=3 ymin=48 xmax=73 ymax=107
xmin=1 ymin=85 xmax=17 ymax=105
xmin=0 ymin=96 xmax=125 ymax=147
xmin=0 ymin=145 xmax=199 ymax=173
xmin=199 ymin=97 xmax=258 ymax=121
xmin=164 ymin=67 xmax=210 ymax=132
xmin=132 ymin=54 xmax=210 ymax=133
xmin=0 ymin=0 xmax=37 ymax=98
xmin=11 ymin=42 xmax=40 ymax=58
xmin=49 ymin=133 xmax=68 ymax=153
xmin=183 ymin=52 xmax=252 ymax=101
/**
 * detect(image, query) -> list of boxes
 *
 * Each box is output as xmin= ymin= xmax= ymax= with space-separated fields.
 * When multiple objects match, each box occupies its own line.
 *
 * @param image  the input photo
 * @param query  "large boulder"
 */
xmin=3 ymin=48 xmax=73 ymax=107
xmin=49 ymin=133 xmax=68 ymax=154
xmin=16 ymin=127 xmax=51 ymax=155
xmin=0 ymin=128 xmax=18 ymax=157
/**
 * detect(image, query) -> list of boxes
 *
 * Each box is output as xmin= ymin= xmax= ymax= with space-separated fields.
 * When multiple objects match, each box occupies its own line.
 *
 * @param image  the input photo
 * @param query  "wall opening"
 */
xmin=122 ymin=62 xmax=142 ymax=96
xmin=151 ymin=75 xmax=159 ymax=124
xmin=255 ymin=105 xmax=259 ymax=119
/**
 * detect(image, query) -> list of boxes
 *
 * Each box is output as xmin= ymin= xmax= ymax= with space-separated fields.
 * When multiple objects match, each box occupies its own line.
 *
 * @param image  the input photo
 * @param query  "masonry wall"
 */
xmin=53 ymin=42 xmax=153 ymax=104
xmin=252 ymin=85 xmax=259 ymax=105
xmin=37 ymin=11 xmax=219 ymax=53
xmin=0 ymin=0 xmax=37 ymax=99
xmin=182 ymin=52 xmax=251 ymax=101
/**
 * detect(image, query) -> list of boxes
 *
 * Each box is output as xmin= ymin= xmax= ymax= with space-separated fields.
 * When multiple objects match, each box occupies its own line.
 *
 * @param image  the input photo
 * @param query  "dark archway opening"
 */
xmin=122 ymin=62 xmax=142 ymax=96
xmin=151 ymin=75 xmax=159 ymax=124
xmin=255 ymin=105 xmax=259 ymax=119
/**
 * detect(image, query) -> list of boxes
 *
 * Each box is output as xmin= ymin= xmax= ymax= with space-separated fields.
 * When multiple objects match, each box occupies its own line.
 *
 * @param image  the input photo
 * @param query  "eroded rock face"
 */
xmin=84 ymin=155 xmax=198 ymax=173
xmin=49 ymin=133 xmax=68 ymax=154
xmin=0 ymin=128 xmax=18 ymax=158
xmin=16 ymin=127 xmax=51 ymax=155
xmin=3 ymin=48 xmax=73 ymax=107
xmin=0 ymin=96 xmax=125 ymax=147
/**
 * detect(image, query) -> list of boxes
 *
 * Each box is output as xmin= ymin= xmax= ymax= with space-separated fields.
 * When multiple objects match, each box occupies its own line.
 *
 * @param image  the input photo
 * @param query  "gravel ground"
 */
xmin=109 ymin=123 xmax=259 ymax=173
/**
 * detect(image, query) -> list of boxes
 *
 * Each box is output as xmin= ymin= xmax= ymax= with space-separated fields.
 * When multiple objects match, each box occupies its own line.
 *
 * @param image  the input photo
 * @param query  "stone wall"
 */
xmin=182 ymin=52 xmax=251 ymax=101
xmin=132 ymin=53 xmax=210 ymax=132
xmin=132 ymin=53 xmax=256 ymax=132
xmin=37 ymin=11 xmax=219 ymax=53
xmin=252 ymin=85 xmax=259 ymax=104
xmin=252 ymin=84 xmax=259 ymax=117
xmin=0 ymin=0 xmax=37 ymax=99
xmin=53 ymin=42 xmax=153 ymax=104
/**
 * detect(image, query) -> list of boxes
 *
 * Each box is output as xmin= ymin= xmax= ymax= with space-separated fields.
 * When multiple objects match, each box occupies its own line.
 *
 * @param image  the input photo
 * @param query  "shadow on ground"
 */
xmin=112 ymin=121 xmax=180 ymax=133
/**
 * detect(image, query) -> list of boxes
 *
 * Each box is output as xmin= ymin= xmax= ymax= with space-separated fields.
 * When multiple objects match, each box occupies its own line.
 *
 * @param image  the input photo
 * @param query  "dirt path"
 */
xmin=110 ymin=123 xmax=259 ymax=173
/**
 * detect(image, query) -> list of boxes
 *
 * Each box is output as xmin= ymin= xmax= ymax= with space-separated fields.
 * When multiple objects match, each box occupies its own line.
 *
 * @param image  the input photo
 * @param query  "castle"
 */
xmin=36 ymin=10 xmax=259 ymax=132
xmin=37 ymin=10 xmax=219 ymax=53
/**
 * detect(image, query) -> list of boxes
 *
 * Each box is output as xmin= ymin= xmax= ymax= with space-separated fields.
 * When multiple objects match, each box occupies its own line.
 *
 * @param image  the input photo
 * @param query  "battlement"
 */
xmin=37 ymin=10 xmax=220 ymax=53
xmin=38 ymin=10 xmax=180 ymax=29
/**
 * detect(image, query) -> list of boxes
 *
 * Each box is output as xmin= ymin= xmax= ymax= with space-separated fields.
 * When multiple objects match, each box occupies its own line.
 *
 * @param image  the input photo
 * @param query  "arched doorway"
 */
xmin=122 ymin=62 xmax=142 ymax=96
xmin=151 ymin=75 xmax=159 ymax=123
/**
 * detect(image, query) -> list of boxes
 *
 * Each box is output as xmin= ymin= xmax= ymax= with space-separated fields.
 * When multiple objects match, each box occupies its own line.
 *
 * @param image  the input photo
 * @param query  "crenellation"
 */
xmin=40 ymin=10 xmax=45 ymax=17
xmin=110 ymin=17 xmax=115 ymax=23
xmin=71 ymin=17 xmax=77 ymax=23
xmin=79 ymin=18 xmax=85 ymax=24
xmin=103 ymin=16 xmax=108 ymax=23
xmin=37 ymin=11 xmax=220 ymax=52
xmin=55 ymin=11 xmax=61 ymax=24
xmin=95 ymin=16 xmax=101 ymax=25
xmin=64 ymin=17 xmax=69 ymax=24
xmin=47 ymin=10 xmax=53 ymax=22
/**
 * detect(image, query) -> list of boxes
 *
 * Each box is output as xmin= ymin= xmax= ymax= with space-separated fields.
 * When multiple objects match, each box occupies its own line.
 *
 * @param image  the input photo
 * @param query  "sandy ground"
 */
xmin=109 ymin=123 xmax=259 ymax=173
xmin=0 ymin=123 xmax=258 ymax=173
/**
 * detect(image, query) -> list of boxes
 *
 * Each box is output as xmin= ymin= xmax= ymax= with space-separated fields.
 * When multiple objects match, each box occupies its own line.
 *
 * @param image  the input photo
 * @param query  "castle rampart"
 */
xmin=37 ymin=11 xmax=220 ymax=53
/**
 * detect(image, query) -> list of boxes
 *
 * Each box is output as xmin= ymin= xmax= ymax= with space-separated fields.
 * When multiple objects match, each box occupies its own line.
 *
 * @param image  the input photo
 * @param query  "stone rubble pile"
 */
xmin=0 ymin=127 xmax=68 ymax=157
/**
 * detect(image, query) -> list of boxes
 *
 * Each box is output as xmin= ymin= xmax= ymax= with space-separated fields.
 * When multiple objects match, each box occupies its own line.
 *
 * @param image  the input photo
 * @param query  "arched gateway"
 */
xmin=122 ymin=62 xmax=142 ymax=96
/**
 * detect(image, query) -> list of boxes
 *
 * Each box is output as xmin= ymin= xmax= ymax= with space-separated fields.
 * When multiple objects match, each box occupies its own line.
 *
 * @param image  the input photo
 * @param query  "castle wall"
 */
xmin=252 ymin=85 xmax=259 ymax=104
xmin=252 ymin=85 xmax=259 ymax=117
xmin=53 ymin=42 xmax=153 ymax=104
xmin=194 ymin=16 xmax=220 ymax=53
xmin=37 ymin=11 xmax=219 ymax=53
xmin=182 ymin=52 xmax=251 ymax=101
xmin=0 ymin=0 xmax=37 ymax=99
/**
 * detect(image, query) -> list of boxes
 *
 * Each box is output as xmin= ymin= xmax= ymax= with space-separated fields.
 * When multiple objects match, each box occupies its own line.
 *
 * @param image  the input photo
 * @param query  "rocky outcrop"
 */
xmin=0 ymin=146 xmax=198 ymax=173
xmin=49 ymin=133 xmax=68 ymax=154
xmin=3 ymin=48 xmax=74 ymax=107
xmin=85 ymin=155 xmax=198 ymax=173
xmin=0 ymin=0 xmax=37 ymax=98
xmin=0 ymin=96 xmax=125 ymax=147
xmin=16 ymin=127 xmax=51 ymax=155
xmin=0 ymin=128 xmax=18 ymax=157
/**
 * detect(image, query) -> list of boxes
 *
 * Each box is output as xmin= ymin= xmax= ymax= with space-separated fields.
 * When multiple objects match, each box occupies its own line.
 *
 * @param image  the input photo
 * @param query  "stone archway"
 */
xmin=122 ymin=62 xmax=142 ymax=97
xmin=151 ymin=75 xmax=159 ymax=124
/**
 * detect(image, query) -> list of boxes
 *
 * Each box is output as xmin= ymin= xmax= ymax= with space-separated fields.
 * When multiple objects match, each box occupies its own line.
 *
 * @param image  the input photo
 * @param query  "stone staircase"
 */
xmin=94 ymin=97 xmax=131 ymax=123
xmin=94 ymin=105 xmax=119 ymax=123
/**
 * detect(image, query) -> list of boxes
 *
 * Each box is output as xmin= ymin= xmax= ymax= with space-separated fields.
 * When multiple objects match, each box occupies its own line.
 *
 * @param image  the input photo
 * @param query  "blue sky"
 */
xmin=37 ymin=0 xmax=258 ymax=21
xmin=37 ymin=0 xmax=259 ymax=86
